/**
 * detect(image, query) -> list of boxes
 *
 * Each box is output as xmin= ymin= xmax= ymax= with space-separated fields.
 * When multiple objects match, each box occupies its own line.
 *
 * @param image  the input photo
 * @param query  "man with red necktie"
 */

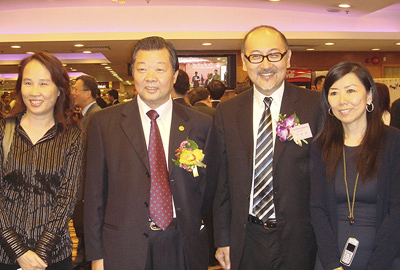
xmin=84 ymin=36 xmax=218 ymax=270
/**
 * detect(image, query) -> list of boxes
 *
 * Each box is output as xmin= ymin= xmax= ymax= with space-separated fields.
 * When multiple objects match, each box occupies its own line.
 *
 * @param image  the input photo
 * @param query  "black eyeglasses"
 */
xmin=244 ymin=51 xmax=288 ymax=64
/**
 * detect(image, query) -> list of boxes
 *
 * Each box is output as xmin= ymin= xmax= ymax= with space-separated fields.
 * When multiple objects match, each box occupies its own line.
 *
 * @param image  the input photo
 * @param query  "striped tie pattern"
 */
xmin=147 ymin=110 xmax=173 ymax=230
xmin=253 ymin=97 xmax=275 ymax=222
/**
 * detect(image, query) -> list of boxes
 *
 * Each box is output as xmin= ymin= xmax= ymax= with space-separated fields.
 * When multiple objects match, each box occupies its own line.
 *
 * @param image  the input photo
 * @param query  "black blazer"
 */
xmin=390 ymin=98 xmax=400 ymax=129
xmin=310 ymin=126 xmax=400 ymax=270
xmin=213 ymin=82 xmax=320 ymax=270
xmin=173 ymin=97 xmax=192 ymax=108
xmin=84 ymin=97 xmax=218 ymax=270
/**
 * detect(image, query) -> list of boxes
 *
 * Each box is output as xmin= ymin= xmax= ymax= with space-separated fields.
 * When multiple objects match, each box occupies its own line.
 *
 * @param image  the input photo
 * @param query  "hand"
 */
xmin=16 ymin=250 xmax=47 ymax=270
xmin=216 ymin=246 xmax=231 ymax=270
xmin=91 ymin=259 xmax=104 ymax=270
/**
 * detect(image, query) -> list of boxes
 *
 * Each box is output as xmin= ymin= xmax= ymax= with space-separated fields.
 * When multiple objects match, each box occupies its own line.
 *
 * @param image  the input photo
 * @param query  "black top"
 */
xmin=310 ymin=127 xmax=400 ymax=270
xmin=0 ymin=114 xmax=83 ymax=265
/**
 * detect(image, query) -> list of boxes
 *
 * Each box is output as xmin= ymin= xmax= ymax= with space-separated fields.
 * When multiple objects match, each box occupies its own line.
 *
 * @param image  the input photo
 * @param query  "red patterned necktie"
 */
xmin=147 ymin=110 xmax=173 ymax=230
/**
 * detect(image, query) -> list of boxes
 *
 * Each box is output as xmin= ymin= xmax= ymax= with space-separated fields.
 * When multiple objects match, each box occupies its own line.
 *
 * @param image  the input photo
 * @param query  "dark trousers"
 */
xmin=0 ymin=256 xmax=72 ymax=270
xmin=145 ymin=225 xmax=187 ymax=270
xmin=239 ymin=221 xmax=284 ymax=270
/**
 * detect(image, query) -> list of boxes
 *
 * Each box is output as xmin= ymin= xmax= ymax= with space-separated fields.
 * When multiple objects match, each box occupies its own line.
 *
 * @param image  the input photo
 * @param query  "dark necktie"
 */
xmin=147 ymin=110 xmax=173 ymax=230
xmin=253 ymin=97 xmax=275 ymax=222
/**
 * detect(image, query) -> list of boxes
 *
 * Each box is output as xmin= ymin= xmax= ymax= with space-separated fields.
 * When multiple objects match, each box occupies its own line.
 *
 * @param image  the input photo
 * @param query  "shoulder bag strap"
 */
xmin=3 ymin=118 xmax=16 ymax=167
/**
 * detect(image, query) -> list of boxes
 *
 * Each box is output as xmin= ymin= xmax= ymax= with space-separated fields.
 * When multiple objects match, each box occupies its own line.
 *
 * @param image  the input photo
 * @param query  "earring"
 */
xmin=328 ymin=107 xmax=334 ymax=116
xmin=366 ymin=103 xmax=374 ymax=112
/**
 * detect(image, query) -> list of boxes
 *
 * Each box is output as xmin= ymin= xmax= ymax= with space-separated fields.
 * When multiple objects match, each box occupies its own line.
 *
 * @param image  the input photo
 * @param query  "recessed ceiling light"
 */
xmin=269 ymin=0 xmax=280 ymax=2
xmin=371 ymin=48 xmax=380 ymax=51
xmin=11 ymin=45 xmax=21 ymax=49
xmin=74 ymin=44 xmax=84 ymax=47
xmin=338 ymin=4 xmax=351 ymax=8
xmin=325 ymin=42 xmax=335 ymax=46
xmin=105 ymin=66 xmax=112 ymax=69
xmin=306 ymin=48 xmax=315 ymax=51
xmin=62 ymin=64 xmax=67 ymax=67
xmin=202 ymin=43 xmax=212 ymax=46
xmin=101 ymin=63 xmax=108 ymax=66
xmin=71 ymin=69 xmax=77 ymax=72
xmin=396 ymin=42 xmax=400 ymax=46
xmin=83 ymin=51 xmax=92 ymax=54
xmin=26 ymin=51 xmax=35 ymax=54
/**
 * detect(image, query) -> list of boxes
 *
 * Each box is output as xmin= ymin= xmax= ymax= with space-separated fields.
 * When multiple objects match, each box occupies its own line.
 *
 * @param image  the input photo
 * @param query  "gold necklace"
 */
xmin=343 ymin=148 xmax=359 ymax=225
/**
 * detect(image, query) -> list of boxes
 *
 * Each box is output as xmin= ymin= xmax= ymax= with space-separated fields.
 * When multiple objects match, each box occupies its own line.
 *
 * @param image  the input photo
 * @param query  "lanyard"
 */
xmin=343 ymin=148 xmax=359 ymax=225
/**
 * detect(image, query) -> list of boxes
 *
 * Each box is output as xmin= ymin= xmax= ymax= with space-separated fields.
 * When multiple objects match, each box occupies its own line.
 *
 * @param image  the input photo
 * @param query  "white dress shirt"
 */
xmin=248 ymin=83 xmax=285 ymax=218
xmin=137 ymin=95 xmax=176 ymax=217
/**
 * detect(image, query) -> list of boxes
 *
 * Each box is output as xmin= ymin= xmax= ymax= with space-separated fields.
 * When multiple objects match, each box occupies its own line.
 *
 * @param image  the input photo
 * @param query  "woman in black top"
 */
xmin=0 ymin=52 xmax=83 ymax=270
xmin=310 ymin=62 xmax=400 ymax=270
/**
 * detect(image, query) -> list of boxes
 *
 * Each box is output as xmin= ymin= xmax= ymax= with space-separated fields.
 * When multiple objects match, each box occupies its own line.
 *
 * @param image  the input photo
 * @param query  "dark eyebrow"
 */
xmin=248 ymin=48 xmax=281 ymax=54
xmin=344 ymin=84 xmax=358 ymax=89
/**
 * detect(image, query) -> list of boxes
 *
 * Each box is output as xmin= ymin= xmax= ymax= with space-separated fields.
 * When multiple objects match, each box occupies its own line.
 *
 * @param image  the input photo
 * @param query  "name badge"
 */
xmin=291 ymin=123 xmax=312 ymax=142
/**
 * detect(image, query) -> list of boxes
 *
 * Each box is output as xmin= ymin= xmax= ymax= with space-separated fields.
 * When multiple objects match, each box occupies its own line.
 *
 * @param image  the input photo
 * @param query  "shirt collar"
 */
xmin=253 ymin=81 xmax=284 ymax=108
xmin=82 ymin=101 xmax=97 ymax=116
xmin=137 ymin=94 xmax=173 ymax=121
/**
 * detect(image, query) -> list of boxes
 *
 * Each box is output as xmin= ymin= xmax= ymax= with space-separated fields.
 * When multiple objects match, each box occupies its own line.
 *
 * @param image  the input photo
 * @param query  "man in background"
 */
xmin=187 ymin=87 xmax=216 ymax=118
xmin=192 ymin=71 xmax=200 ymax=88
xmin=107 ymin=89 xmax=119 ymax=106
xmin=96 ymin=89 xmax=108 ymax=109
xmin=172 ymin=69 xmax=191 ymax=107
xmin=313 ymin=75 xmax=325 ymax=92
xmin=207 ymin=80 xmax=226 ymax=108
xmin=212 ymin=69 xmax=221 ymax=81
xmin=71 ymin=74 xmax=102 ymax=270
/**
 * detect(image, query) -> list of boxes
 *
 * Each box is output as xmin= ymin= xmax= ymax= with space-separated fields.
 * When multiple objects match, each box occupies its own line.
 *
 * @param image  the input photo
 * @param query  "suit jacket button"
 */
xmin=143 ymin=233 xmax=148 ymax=238
xmin=243 ymin=223 xmax=247 ymax=228
xmin=146 ymin=172 xmax=150 ymax=177
xmin=144 ymin=202 xmax=149 ymax=207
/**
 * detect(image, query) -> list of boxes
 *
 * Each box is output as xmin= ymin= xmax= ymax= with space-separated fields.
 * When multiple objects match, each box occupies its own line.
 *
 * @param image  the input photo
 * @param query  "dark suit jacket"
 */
xmin=211 ymin=100 xmax=220 ymax=108
xmin=194 ymin=102 xmax=216 ymax=118
xmin=84 ymin=97 xmax=218 ymax=270
xmin=81 ymin=102 xmax=102 ymax=133
xmin=173 ymin=97 xmax=192 ymax=108
xmin=73 ymin=102 xmax=102 ymax=237
xmin=96 ymin=97 xmax=108 ymax=109
xmin=310 ymin=126 xmax=400 ymax=270
xmin=213 ymin=82 xmax=319 ymax=270
xmin=390 ymin=98 xmax=400 ymax=129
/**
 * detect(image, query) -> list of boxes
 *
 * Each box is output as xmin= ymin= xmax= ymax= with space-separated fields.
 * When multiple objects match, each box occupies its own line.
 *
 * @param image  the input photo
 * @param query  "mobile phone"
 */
xmin=340 ymin=237 xmax=359 ymax=266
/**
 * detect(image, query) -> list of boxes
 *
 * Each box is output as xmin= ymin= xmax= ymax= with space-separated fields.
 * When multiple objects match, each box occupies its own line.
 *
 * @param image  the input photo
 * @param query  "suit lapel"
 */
xmin=273 ymin=82 xmax=300 ymax=168
xmin=236 ymin=90 xmax=254 ymax=170
xmin=168 ymin=103 xmax=191 ymax=175
xmin=120 ymin=97 xmax=150 ymax=172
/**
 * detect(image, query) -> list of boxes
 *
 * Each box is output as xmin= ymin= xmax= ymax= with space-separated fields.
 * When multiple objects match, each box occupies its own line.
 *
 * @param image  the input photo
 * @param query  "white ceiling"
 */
xmin=0 ymin=0 xmax=399 ymax=83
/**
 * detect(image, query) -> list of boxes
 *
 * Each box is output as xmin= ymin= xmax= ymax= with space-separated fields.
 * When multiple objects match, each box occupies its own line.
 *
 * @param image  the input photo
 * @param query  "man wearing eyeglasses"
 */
xmin=71 ymin=75 xmax=102 ymax=269
xmin=213 ymin=25 xmax=319 ymax=270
